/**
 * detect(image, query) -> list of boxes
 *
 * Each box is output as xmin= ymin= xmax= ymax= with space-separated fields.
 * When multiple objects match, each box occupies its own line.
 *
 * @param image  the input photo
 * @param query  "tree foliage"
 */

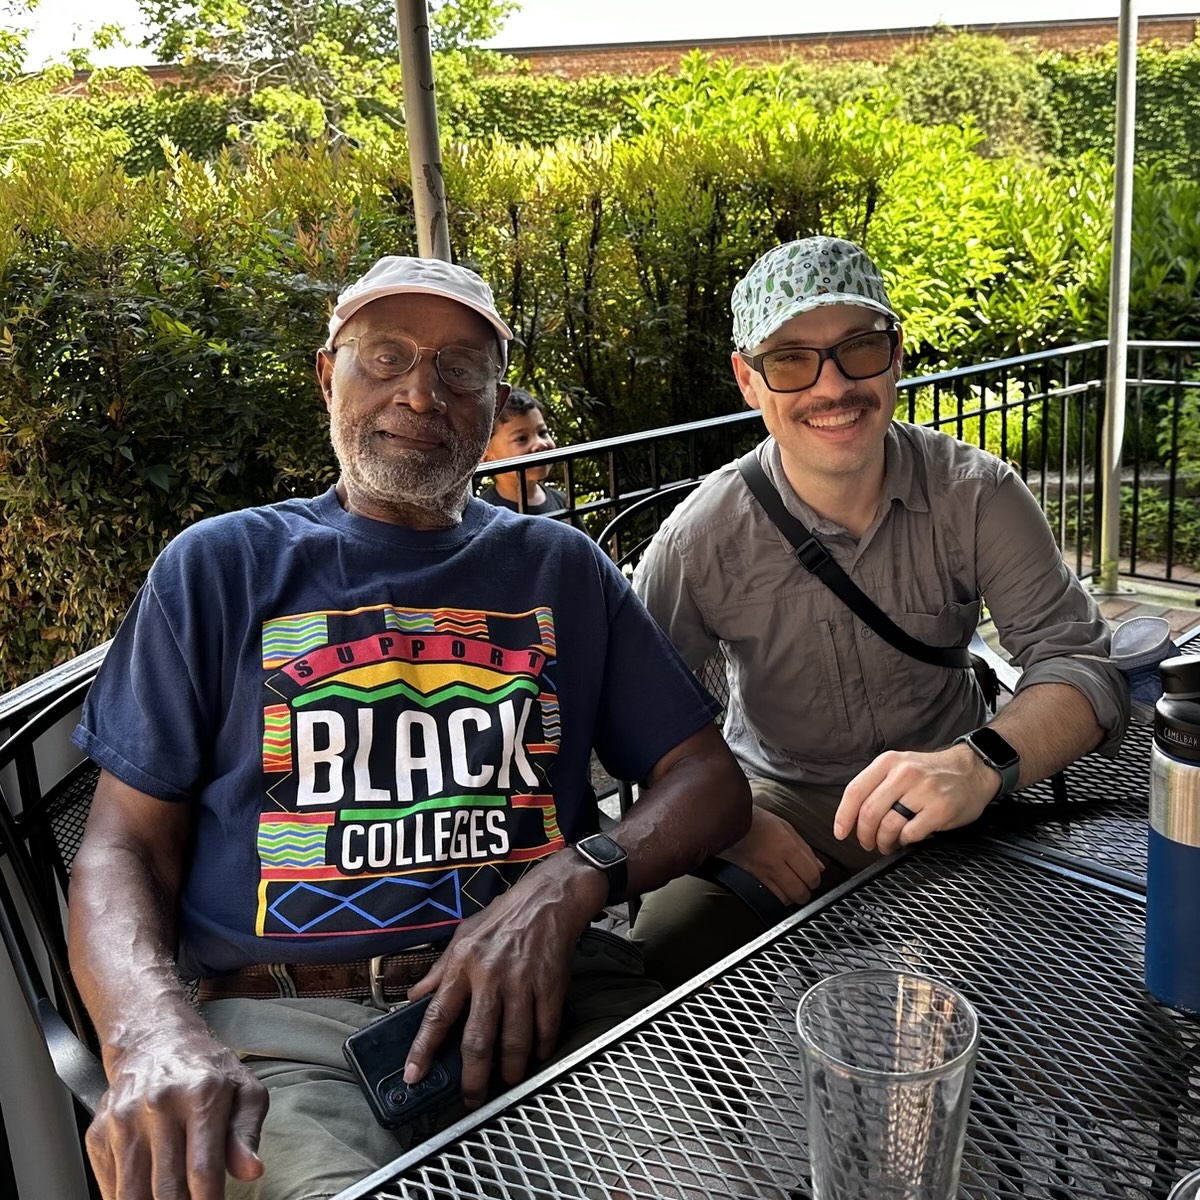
xmin=4 ymin=30 xmax=1200 ymax=688
xmin=138 ymin=0 xmax=518 ymax=64
xmin=132 ymin=0 xmax=520 ymax=146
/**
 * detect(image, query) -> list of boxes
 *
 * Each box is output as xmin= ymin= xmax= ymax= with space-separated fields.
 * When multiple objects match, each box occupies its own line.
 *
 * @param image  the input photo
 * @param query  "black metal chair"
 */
xmin=596 ymin=481 xmax=790 ymax=927
xmin=596 ymin=480 xmax=708 ymax=577
xmin=0 ymin=675 xmax=107 ymax=1119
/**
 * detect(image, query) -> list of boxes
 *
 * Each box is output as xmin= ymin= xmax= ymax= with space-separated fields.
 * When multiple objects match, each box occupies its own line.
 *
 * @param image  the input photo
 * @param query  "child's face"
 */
xmin=484 ymin=406 xmax=556 ymax=481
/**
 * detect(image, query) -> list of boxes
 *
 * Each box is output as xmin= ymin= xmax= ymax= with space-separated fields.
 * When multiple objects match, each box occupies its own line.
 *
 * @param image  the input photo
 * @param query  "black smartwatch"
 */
xmin=954 ymin=727 xmax=1020 ymax=799
xmin=573 ymin=833 xmax=629 ymax=907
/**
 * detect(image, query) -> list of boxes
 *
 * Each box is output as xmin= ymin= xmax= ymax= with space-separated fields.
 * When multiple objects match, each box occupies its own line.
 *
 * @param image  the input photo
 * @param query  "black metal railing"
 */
xmin=3 ymin=340 xmax=1198 ymax=725
xmin=477 ymin=340 xmax=1200 ymax=585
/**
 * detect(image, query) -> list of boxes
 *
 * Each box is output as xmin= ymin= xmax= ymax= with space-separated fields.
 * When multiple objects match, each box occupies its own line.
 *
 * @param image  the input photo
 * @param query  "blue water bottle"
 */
xmin=1146 ymin=654 xmax=1200 ymax=1014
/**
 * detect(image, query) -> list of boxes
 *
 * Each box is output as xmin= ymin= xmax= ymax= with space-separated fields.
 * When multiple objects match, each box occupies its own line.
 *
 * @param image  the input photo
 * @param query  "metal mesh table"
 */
xmin=978 ymin=719 xmax=1154 ymax=888
xmin=976 ymin=621 xmax=1200 ymax=887
xmin=334 ymin=841 xmax=1200 ymax=1200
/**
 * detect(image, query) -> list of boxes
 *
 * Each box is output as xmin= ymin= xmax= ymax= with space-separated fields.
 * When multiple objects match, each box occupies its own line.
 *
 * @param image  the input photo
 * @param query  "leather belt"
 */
xmin=196 ymin=945 xmax=444 ymax=1007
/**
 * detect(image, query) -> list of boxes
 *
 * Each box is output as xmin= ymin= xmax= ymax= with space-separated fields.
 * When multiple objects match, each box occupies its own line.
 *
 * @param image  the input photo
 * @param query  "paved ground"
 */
xmin=1094 ymin=585 xmax=1200 ymax=642
xmin=978 ymin=570 xmax=1200 ymax=653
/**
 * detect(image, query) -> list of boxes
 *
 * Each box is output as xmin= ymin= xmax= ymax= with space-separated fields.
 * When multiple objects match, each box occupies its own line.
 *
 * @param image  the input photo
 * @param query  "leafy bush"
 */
xmin=1039 ymin=39 xmax=1200 ymax=177
xmin=886 ymin=30 xmax=1059 ymax=159
xmin=0 ymin=144 xmax=419 ymax=684
xmin=446 ymin=79 xmax=903 ymax=439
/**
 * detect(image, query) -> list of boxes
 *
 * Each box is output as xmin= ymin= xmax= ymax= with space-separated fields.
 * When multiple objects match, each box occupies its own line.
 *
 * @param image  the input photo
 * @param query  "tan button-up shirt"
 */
xmin=634 ymin=422 xmax=1128 ymax=789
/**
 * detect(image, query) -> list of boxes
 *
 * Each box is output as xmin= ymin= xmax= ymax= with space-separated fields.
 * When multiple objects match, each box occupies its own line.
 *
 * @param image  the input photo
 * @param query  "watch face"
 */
xmin=970 ymin=727 xmax=1019 ymax=768
xmin=578 ymin=834 xmax=626 ymax=867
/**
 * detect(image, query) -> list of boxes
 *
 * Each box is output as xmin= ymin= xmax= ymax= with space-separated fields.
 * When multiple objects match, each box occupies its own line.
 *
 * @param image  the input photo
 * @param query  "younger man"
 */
xmin=631 ymin=236 xmax=1129 ymax=989
xmin=478 ymin=387 xmax=568 ymax=515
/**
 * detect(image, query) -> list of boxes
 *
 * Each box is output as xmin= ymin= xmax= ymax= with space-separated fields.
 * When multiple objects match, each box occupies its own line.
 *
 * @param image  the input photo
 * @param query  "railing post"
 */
xmin=1095 ymin=0 xmax=1138 ymax=595
xmin=395 ymin=0 xmax=451 ymax=261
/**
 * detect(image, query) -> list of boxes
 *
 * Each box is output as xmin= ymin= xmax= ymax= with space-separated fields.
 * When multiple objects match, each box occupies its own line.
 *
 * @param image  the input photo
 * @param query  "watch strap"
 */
xmin=954 ymin=730 xmax=1020 ymax=799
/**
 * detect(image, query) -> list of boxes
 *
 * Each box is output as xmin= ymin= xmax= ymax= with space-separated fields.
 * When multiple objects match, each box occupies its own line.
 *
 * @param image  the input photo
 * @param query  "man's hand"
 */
xmin=403 ymin=853 xmax=605 ymax=1110
xmin=87 ymin=1026 xmax=268 ymax=1200
xmin=718 ymin=806 xmax=825 ymax=905
xmin=70 ymin=772 xmax=267 ymax=1199
xmin=833 ymin=743 xmax=1000 ymax=855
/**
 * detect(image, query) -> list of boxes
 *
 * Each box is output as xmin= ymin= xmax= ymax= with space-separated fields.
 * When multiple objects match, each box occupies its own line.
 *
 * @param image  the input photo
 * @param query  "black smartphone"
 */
xmin=342 ymin=994 xmax=463 ymax=1128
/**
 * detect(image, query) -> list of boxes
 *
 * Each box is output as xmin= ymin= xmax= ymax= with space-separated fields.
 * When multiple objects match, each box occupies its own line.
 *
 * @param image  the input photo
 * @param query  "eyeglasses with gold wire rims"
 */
xmin=333 ymin=333 xmax=501 ymax=392
xmin=739 ymin=327 xmax=900 ymax=394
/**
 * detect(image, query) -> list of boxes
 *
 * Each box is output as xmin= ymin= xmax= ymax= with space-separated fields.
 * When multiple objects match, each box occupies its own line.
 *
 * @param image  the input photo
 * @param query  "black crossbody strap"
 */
xmin=738 ymin=451 xmax=971 ymax=670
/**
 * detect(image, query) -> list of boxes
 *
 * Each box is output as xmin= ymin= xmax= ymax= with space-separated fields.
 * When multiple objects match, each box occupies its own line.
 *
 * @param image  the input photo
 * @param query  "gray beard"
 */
xmin=331 ymin=424 xmax=487 ymax=525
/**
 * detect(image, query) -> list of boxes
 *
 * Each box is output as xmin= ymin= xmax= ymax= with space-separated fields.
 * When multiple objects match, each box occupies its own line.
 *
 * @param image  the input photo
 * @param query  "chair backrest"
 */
xmin=596 ymin=479 xmax=704 ymax=573
xmin=0 ymin=674 xmax=107 ymax=1111
xmin=596 ymin=478 xmax=730 ymax=712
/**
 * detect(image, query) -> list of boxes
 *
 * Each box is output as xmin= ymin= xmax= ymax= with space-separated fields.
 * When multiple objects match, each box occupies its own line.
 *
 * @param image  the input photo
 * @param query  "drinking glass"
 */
xmin=796 ymin=968 xmax=980 ymax=1200
xmin=1169 ymin=1170 xmax=1200 ymax=1199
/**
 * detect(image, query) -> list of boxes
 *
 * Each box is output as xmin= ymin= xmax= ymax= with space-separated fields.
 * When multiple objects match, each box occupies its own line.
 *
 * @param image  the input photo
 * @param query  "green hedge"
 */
xmin=92 ymin=87 xmax=237 ymax=173
xmin=0 ymin=146 xmax=412 ymax=684
xmin=1039 ymin=39 xmax=1200 ymax=177
xmin=3 ymin=49 xmax=1200 ymax=688
xmin=444 ymin=73 xmax=633 ymax=144
xmin=15 ymin=34 xmax=1200 ymax=175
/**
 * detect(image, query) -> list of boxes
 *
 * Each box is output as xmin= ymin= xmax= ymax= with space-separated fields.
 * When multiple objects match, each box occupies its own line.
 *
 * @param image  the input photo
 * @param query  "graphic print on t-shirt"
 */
xmin=254 ymin=604 xmax=561 ymax=946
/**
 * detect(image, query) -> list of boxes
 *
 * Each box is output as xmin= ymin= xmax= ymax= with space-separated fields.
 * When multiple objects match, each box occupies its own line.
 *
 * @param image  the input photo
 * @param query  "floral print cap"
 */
xmin=731 ymin=236 xmax=898 ymax=350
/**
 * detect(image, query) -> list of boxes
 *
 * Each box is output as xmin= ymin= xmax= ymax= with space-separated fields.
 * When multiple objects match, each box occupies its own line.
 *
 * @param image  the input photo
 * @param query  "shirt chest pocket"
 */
xmin=897 ymin=599 xmax=982 ymax=649
xmin=884 ymin=599 xmax=984 ymax=705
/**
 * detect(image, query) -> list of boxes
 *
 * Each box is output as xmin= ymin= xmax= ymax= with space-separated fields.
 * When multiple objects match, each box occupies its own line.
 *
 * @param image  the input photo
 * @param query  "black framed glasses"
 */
xmin=335 ymin=333 xmax=500 ymax=392
xmin=739 ymin=327 xmax=899 ymax=394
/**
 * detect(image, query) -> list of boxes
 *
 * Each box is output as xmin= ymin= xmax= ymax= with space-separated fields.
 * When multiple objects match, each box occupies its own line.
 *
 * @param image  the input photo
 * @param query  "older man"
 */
xmin=631 ymin=236 xmax=1128 ymax=989
xmin=68 ymin=256 xmax=750 ymax=1200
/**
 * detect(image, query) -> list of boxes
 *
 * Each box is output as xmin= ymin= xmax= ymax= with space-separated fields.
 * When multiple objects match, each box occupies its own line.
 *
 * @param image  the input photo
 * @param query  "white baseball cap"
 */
xmin=327 ymin=256 xmax=514 ymax=368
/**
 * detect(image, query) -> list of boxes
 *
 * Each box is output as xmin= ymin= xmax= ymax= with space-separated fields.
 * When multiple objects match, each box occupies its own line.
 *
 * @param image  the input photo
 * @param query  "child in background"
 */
xmin=478 ymin=387 xmax=569 ymax=515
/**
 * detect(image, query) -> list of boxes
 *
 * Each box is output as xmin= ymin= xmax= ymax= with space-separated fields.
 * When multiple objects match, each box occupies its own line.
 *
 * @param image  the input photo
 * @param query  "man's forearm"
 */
xmin=69 ymin=779 xmax=270 ymax=1198
xmin=989 ymin=681 xmax=1104 ymax=789
xmin=69 ymin=836 xmax=205 ymax=1059
xmin=610 ymin=724 xmax=752 ymax=899
xmin=521 ymin=725 xmax=751 ymax=926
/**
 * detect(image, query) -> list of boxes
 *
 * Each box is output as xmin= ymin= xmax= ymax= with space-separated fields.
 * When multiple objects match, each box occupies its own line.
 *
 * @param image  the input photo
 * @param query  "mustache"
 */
xmin=371 ymin=418 xmax=446 ymax=440
xmin=790 ymin=392 xmax=882 ymax=423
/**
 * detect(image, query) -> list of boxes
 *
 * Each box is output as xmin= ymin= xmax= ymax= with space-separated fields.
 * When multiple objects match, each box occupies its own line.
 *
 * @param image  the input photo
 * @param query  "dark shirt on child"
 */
xmin=478 ymin=483 xmax=569 ymax=516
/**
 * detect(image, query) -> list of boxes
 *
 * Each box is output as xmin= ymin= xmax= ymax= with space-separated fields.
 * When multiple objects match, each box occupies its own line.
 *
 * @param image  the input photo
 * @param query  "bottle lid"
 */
xmin=1112 ymin=615 xmax=1173 ymax=661
xmin=1160 ymin=655 xmax=1200 ymax=700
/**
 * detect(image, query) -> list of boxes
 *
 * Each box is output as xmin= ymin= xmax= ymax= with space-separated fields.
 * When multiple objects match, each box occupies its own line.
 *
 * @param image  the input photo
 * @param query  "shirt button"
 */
xmin=876 ymin=694 xmax=887 ymax=705
xmin=862 ymin=627 xmax=873 ymax=638
xmin=950 ymin=604 xmax=960 ymax=614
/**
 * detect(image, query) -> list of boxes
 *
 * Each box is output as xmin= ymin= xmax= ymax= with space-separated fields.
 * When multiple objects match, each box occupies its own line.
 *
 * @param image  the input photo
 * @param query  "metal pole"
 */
xmin=1095 ymin=0 xmax=1137 ymax=594
xmin=395 ymin=0 xmax=451 ymax=261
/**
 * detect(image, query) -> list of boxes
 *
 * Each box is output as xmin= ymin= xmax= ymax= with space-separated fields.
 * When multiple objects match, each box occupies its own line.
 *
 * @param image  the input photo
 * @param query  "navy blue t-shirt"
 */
xmin=74 ymin=490 xmax=718 ymax=977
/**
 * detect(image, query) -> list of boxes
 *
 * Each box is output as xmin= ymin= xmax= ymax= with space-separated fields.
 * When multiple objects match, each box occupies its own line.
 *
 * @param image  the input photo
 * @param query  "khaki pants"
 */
xmin=206 ymin=928 xmax=662 ymax=1200
xmin=630 ymin=777 xmax=882 ymax=993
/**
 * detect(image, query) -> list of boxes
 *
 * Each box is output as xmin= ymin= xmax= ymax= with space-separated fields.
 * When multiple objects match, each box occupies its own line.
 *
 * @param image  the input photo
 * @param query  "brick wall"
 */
xmin=497 ymin=16 xmax=1200 ymax=79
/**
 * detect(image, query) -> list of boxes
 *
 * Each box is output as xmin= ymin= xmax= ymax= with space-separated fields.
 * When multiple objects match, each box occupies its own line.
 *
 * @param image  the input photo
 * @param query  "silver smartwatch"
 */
xmin=573 ymin=833 xmax=629 ymax=907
